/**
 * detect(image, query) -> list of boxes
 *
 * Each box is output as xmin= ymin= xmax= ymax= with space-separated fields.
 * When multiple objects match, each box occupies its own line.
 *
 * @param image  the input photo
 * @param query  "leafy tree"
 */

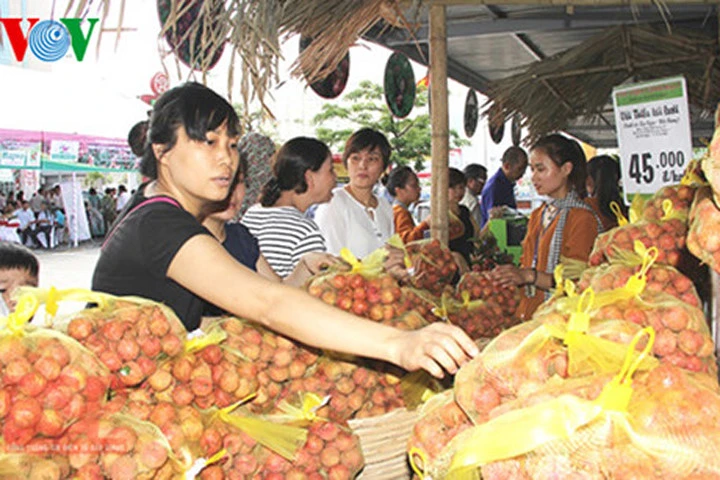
xmin=83 ymin=172 xmax=110 ymax=188
xmin=313 ymin=80 xmax=469 ymax=170
xmin=233 ymin=103 xmax=280 ymax=144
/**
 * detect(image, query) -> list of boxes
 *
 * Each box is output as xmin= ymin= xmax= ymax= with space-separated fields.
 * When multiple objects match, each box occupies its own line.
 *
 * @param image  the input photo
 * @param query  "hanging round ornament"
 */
xmin=299 ymin=36 xmax=350 ymax=99
xmin=511 ymin=113 xmax=522 ymax=146
xmin=157 ymin=0 xmax=225 ymax=71
xmin=384 ymin=52 xmax=416 ymax=118
xmin=488 ymin=105 xmax=505 ymax=144
xmin=150 ymin=72 xmax=169 ymax=96
xmin=463 ymin=89 xmax=479 ymax=138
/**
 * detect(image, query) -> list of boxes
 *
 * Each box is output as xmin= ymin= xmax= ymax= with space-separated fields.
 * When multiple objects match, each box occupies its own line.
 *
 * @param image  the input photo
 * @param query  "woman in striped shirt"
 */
xmin=242 ymin=137 xmax=337 ymax=278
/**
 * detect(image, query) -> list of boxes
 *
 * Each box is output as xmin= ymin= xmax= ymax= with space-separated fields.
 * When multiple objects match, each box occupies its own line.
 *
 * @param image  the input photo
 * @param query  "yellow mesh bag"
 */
xmin=17 ymin=287 xmax=188 ymax=391
xmin=430 ymin=330 xmax=720 ymax=479
xmin=405 ymin=238 xmax=458 ymax=296
xmin=205 ymin=393 xmax=365 ymax=478
xmin=440 ymin=290 xmax=520 ymax=340
xmin=207 ymin=316 xmax=320 ymax=415
xmin=588 ymin=202 xmax=689 ymax=267
xmin=280 ymin=310 xmax=427 ymax=422
xmin=687 ymin=185 xmax=720 ymax=275
xmin=0 ymin=294 xmax=111 ymax=448
xmin=57 ymin=411 xmax=187 ymax=479
xmin=454 ymin=285 xmax=661 ymax=425
xmin=407 ymin=390 xmax=473 ymax=477
xmin=304 ymin=247 xmax=408 ymax=321
xmin=578 ymin=250 xmax=701 ymax=308
xmin=639 ymin=184 xmax=696 ymax=223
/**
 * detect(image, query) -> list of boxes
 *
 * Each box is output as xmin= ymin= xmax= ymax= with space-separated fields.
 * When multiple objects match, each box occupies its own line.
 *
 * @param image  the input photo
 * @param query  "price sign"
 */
xmin=612 ymin=76 xmax=692 ymax=201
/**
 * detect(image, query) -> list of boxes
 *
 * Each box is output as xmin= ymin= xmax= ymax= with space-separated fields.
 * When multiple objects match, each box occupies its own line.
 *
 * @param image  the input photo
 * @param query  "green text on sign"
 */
xmin=615 ymin=81 xmax=683 ymax=107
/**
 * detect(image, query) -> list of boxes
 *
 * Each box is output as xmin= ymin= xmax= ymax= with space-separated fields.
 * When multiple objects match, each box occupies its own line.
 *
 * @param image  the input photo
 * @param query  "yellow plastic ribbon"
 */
xmin=275 ymin=392 xmax=330 ymax=425
xmin=661 ymin=198 xmax=674 ymax=221
xmin=610 ymin=201 xmax=628 ymax=226
xmin=628 ymin=194 xmax=645 ymax=224
xmin=564 ymin=289 xmax=594 ymax=343
xmin=623 ymin=241 xmax=658 ymax=296
xmin=3 ymin=293 xmax=39 ymax=334
xmin=339 ymin=247 xmax=387 ymax=277
xmin=564 ymin=279 xmax=577 ymax=297
xmin=554 ymin=288 xmax=657 ymax=377
xmin=184 ymin=328 xmax=227 ymax=354
xmin=594 ymin=327 xmax=655 ymax=412
xmin=400 ymin=371 xmax=442 ymax=411
xmin=431 ymin=293 xmax=450 ymax=321
xmin=15 ymin=286 xmax=115 ymax=317
xmin=45 ymin=286 xmax=60 ymax=317
xmin=552 ymin=264 xmax=565 ymax=298
xmin=213 ymin=393 xmax=307 ymax=461
xmin=409 ymin=446 xmax=430 ymax=479
xmin=681 ymin=159 xmax=706 ymax=186
xmin=459 ymin=291 xmax=485 ymax=310
xmin=447 ymin=394 xmax=602 ymax=476
xmin=386 ymin=233 xmax=412 ymax=268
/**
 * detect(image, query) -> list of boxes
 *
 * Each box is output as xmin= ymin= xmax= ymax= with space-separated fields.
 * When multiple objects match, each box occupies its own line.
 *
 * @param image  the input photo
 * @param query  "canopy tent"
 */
xmin=364 ymin=2 xmax=720 ymax=147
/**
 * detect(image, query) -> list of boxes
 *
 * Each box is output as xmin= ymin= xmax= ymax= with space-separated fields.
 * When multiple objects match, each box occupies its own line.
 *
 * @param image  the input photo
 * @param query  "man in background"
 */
xmin=480 ymin=146 xmax=528 ymax=228
xmin=460 ymin=164 xmax=487 ymax=229
xmin=116 ymin=185 xmax=130 ymax=213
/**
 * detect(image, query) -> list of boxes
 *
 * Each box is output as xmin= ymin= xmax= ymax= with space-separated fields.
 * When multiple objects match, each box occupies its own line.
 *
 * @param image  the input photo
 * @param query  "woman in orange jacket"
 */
xmin=385 ymin=166 xmax=430 ymax=243
xmin=490 ymin=134 xmax=603 ymax=320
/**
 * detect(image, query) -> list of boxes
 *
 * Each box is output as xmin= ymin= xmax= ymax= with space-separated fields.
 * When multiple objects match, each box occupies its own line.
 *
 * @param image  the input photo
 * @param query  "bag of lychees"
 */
xmin=0 ymin=294 xmax=111 ymax=448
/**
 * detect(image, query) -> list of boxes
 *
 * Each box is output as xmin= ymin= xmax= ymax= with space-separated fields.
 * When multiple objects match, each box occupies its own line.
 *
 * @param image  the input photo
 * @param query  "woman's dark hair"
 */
xmin=342 ymin=128 xmax=392 ymax=169
xmin=0 ymin=242 xmax=39 ymax=278
xmin=385 ymin=166 xmax=416 ymax=197
xmin=531 ymin=134 xmax=588 ymax=198
xmin=448 ymin=167 xmax=467 ymax=188
xmin=140 ymin=82 xmax=241 ymax=179
xmin=587 ymin=155 xmax=625 ymax=219
xmin=128 ymin=120 xmax=149 ymax=157
xmin=259 ymin=137 xmax=331 ymax=207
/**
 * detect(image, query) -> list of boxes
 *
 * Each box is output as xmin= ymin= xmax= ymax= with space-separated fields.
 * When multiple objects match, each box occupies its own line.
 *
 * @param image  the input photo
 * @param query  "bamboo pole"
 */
xmin=430 ymin=4 xmax=449 ymax=245
xmin=535 ymin=54 xmax=708 ymax=81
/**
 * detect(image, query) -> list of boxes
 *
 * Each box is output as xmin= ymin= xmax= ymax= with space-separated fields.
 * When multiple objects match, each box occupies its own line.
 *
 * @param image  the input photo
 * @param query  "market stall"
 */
xmin=3 ymin=1 xmax=720 ymax=479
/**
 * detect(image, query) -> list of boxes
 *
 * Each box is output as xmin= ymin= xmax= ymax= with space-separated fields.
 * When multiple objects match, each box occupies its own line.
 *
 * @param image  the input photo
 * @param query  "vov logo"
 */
xmin=0 ymin=18 xmax=99 ymax=62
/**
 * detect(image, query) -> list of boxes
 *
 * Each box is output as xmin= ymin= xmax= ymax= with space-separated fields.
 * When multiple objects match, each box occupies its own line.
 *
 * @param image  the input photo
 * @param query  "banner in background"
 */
xmin=0 ymin=128 xmax=138 ymax=172
xmin=0 ymin=136 xmax=41 ymax=169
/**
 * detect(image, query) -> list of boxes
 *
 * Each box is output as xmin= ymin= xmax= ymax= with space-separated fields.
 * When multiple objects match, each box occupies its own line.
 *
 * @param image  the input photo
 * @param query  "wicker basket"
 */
xmin=348 ymin=408 xmax=420 ymax=480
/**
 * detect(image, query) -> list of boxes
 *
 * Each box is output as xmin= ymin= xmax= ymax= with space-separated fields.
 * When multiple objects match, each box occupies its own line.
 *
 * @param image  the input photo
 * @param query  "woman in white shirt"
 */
xmin=315 ymin=128 xmax=394 ymax=258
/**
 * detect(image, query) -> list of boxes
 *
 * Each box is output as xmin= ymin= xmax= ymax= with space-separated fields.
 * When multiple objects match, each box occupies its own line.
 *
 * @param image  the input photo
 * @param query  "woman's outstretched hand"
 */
xmin=387 ymin=322 xmax=479 ymax=378
xmin=301 ymin=252 xmax=340 ymax=275
xmin=384 ymin=244 xmax=411 ymax=282
xmin=488 ymin=264 xmax=528 ymax=287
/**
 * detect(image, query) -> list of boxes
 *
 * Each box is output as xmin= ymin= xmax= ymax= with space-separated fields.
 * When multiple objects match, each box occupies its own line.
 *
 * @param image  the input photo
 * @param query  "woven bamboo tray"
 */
xmin=348 ymin=408 xmax=420 ymax=480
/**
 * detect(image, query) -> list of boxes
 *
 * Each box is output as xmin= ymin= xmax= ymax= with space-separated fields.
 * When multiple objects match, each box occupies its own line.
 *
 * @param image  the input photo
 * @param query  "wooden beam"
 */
xmin=430 ymin=4 xmax=450 ymax=245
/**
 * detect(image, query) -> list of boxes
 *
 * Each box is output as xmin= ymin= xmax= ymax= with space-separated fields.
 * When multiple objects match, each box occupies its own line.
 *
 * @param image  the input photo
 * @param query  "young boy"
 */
xmin=0 ymin=241 xmax=39 ymax=316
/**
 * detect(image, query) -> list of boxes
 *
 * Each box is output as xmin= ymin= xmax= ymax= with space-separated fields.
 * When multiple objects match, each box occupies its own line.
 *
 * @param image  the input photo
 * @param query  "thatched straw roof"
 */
xmin=65 ymin=0 xmax=411 ymax=114
xmin=483 ymin=24 xmax=720 ymax=144
xmin=63 ymin=0 xmax=719 ymax=135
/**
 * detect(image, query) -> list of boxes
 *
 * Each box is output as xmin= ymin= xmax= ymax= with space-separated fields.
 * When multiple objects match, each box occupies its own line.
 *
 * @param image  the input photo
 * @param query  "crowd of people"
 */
xmin=0 ymin=185 xmax=67 ymax=248
xmin=0 ymin=82 xmax=627 ymax=380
